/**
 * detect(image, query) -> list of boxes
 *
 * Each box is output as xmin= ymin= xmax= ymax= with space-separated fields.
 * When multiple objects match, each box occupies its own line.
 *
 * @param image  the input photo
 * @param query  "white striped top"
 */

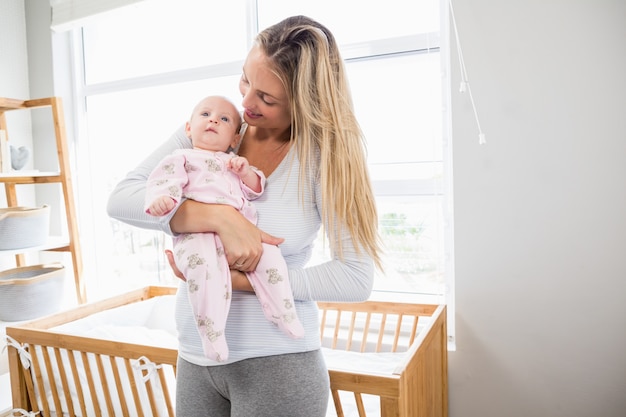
xmin=107 ymin=125 xmax=375 ymax=366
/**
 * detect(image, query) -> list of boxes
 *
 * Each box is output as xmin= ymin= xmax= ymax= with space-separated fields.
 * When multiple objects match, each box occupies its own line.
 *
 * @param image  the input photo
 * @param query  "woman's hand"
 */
xmin=170 ymin=200 xmax=283 ymax=271
xmin=165 ymin=250 xmax=254 ymax=292
xmin=165 ymin=249 xmax=185 ymax=281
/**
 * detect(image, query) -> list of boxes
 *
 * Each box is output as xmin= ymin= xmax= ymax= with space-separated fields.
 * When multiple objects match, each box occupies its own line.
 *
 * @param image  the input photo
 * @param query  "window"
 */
xmin=68 ymin=0 xmax=453 ymax=324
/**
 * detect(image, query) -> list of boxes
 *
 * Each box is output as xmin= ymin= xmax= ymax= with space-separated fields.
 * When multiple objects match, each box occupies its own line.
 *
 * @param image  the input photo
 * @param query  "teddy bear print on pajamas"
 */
xmin=144 ymin=148 xmax=304 ymax=362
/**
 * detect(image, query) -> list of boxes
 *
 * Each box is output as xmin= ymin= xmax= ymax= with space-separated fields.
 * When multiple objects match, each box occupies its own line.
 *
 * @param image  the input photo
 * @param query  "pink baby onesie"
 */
xmin=145 ymin=148 xmax=304 ymax=362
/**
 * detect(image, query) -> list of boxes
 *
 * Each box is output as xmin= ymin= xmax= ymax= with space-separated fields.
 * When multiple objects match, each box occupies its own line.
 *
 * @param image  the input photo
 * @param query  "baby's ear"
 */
xmin=184 ymin=121 xmax=193 ymax=138
xmin=231 ymin=132 xmax=242 ymax=148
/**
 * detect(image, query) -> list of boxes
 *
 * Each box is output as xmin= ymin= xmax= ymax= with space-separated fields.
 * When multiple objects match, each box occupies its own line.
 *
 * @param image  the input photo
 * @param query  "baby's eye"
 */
xmin=201 ymin=112 xmax=209 ymax=117
xmin=221 ymin=116 xmax=230 ymax=122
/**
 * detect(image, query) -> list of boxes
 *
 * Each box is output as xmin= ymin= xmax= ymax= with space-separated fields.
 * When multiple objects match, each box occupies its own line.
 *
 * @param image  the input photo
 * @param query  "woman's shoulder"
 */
xmin=170 ymin=125 xmax=192 ymax=148
xmin=153 ymin=125 xmax=192 ymax=158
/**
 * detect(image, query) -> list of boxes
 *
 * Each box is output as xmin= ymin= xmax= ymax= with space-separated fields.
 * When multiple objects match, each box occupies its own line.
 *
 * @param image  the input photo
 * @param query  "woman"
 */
xmin=107 ymin=15 xmax=382 ymax=417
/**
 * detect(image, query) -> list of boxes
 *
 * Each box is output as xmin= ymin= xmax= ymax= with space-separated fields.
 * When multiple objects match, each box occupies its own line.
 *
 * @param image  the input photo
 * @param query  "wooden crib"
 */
xmin=318 ymin=300 xmax=448 ymax=417
xmin=6 ymin=286 xmax=447 ymax=417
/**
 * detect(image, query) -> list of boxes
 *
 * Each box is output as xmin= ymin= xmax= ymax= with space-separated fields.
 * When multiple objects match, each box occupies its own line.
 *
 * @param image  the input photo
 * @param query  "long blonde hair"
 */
xmin=256 ymin=16 xmax=382 ymax=269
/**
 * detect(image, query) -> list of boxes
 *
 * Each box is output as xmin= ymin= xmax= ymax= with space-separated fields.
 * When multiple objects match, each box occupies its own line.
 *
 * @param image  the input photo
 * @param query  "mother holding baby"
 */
xmin=108 ymin=15 xmax=382 ymax=417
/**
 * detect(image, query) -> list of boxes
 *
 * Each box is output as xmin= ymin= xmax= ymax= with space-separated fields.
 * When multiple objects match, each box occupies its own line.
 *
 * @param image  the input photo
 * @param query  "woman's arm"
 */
xmin=171 ymin=200 xmax=282 ymax=268
xmin=107 ymin=126 xmax=191 ymax=234
xmin=289 ymin=231 xmax=375 ymax=303
xmin=165 ymin=248 xmax=255 ymax=292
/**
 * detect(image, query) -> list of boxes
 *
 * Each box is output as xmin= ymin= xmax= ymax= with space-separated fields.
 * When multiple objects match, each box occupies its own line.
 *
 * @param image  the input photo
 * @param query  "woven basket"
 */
xmin=0 ymin=205 xmax=50 ymax=250
xmin=0 ymin=263 xmax=65 ymax=321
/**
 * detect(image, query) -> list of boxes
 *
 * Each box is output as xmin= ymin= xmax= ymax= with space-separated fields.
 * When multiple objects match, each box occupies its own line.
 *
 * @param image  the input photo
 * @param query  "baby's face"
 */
xmin=186 ymin=96 xmax=241 ymax=152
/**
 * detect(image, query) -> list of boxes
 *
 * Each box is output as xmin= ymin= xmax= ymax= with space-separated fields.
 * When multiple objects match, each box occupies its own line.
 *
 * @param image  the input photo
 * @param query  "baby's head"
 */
xmin=185 ymin=95 xmax=242 ymax=152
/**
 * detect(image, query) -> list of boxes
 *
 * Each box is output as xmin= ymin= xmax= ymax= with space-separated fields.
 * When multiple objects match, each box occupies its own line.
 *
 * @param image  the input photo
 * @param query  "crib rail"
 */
xmin=318 ymin=301 xmax=437 ymax=354
xmin=6 ymin=287 xmax=447 ymax=417
xmin=7 ymin=331 xmax=178 ymax=417
xmin=318 ymin=301 xmax=447 ymax=417
xmin=7 ymin=286 xmax=178 ymax=417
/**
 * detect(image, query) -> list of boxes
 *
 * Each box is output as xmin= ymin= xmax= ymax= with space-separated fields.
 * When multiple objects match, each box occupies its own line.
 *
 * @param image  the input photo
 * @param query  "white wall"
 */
xmin=449 ymin=1 xmax=626 ymax=416
xmin=0 ymin=0 xmax=69 ymax=268
xmin=0 ymin=0 xmax=32 ymax=181
xmin=0 ymin=0 xmax=29 ymax=99
xmin=24 ymin=0 xmax=69 ymax=238
xmin=4 ymin=0 xmax=625 ymax=415
xmin=0 ymin=0 xmax=35 ymax=272
xmin=0 ymin=0 xmax=28 ymax=98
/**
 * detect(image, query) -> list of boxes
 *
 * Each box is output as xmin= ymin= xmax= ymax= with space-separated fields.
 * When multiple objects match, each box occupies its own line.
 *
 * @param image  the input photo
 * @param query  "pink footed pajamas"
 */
xmin=145 ymin=149 xmax=304 ymax=361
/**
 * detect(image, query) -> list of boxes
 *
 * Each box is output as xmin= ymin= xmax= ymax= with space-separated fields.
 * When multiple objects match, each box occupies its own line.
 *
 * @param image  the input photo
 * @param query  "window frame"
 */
xmin=59 ymin=1 xmax=455 ymax=347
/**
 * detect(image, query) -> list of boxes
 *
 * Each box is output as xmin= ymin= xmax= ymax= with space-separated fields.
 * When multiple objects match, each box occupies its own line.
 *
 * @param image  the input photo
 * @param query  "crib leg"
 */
xmin=381 ymin=397 xmax=400 ymax=417
xmin=7 ymin=342 xmax=37 ymax=412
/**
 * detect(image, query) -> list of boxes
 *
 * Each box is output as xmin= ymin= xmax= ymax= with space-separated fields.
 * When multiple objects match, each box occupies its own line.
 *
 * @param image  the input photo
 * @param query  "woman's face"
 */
xmin=239 ymin=45 xmax=291 ymax=131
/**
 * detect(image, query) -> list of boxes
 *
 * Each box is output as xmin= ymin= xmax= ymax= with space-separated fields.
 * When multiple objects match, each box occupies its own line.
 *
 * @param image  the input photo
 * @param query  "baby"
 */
xmin=144 ymin=95 xmax=304 ymax=362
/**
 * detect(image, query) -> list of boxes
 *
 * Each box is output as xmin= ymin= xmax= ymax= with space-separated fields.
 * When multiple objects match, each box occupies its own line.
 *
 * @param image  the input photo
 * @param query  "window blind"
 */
xmin=50 ymin=0 xmax=145 ymax=32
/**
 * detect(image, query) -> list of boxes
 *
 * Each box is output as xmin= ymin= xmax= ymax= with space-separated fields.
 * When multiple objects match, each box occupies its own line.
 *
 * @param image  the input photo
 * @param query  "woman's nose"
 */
xmin=241 ymin=89 xmax=254 ymax=109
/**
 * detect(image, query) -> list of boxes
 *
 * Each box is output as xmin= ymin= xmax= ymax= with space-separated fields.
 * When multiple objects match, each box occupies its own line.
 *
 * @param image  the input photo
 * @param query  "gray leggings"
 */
xmin=176 ymin=350 xmax=330 ymax=417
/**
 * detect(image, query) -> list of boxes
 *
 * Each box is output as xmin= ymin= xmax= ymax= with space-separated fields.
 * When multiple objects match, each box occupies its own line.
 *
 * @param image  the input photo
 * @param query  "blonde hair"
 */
xmin=256 ymin=16 xmax=382 ymax=269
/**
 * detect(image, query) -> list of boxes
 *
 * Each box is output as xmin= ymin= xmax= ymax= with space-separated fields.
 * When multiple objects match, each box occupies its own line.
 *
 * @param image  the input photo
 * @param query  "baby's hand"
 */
xmin=228 ymin=156 xmax=250 ymax=177
xmin=147 ymin=196 xmax=176 ymax=216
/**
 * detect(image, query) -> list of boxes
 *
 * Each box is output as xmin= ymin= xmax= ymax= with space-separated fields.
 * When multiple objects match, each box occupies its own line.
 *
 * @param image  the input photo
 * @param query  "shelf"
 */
xmin=0 ymin=236 xmax=70 ymax=257
xmin=0 ymin=171 xmax=62 ymax=184
xmin=1 ymin=96 xmax=85 ymax=304
xmin=0 ymin=170 xmax=59 ymax=178
xmin=0 ymin=97 xmax=26 ymax=111
xmin=0 ymin=97 xmax=54 ymax=112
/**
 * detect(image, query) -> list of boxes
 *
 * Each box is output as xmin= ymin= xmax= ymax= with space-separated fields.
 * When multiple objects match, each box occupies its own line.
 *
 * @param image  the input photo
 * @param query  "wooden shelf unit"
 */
xmin=0 ymin=96 xmax=85 ymax=304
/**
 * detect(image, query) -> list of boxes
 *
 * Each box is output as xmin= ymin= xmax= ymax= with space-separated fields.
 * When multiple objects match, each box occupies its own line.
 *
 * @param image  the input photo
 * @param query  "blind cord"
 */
xmin=449 ymin=0 xmax=486 ymax=145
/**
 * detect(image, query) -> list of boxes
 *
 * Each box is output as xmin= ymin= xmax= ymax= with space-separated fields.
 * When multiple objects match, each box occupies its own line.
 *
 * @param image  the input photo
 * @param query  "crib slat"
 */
xmin=124 ymin=357 xmax=146 ymax=417
xmin=392 ymin=315 xmax=403 ymax=352
xmin=25 ymin=344 xmax=44 ymax=416
xmin=144 ymin=368 xmax=160 ymax=416
xmin=68 ymin=349 xmax=90 ymax=417
xmin=110 ymin=355 xmax=132 ymax=417
xmin=354 ymin=392 xmax=367 ymax=417
xmin=81 ymin=351 xmax=104 ymax=417
xmin=331 ymin=389 xmax=345 ymax=417
xmin=332 ymin=310 xmax=342 ymax=349
xmin=31 ymin=345 xmax=53 ymax=417
xmin=376 ymin=313 xmax=387 ymax=352
xmin=22 ymin=345 xmax=40 ymax=412
xmin=360 ymin=313 xmax=372 ymax=353
xmin=95 ymin=353 xmax=118 ymax=416
xmin=409 ymin=316 xmax=419 ymax=345
xmin=346 ymin=311 xmax=357 ymax=351
xmin=21 ymin=359 xmax=38 ymax=413
xmin=43 ymin=346 xmax=66 ymax=415
xmin=54 ymin=347 xmax=77 ymax=416
xmin=158 ymin=366 xmax=176 ymax=416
